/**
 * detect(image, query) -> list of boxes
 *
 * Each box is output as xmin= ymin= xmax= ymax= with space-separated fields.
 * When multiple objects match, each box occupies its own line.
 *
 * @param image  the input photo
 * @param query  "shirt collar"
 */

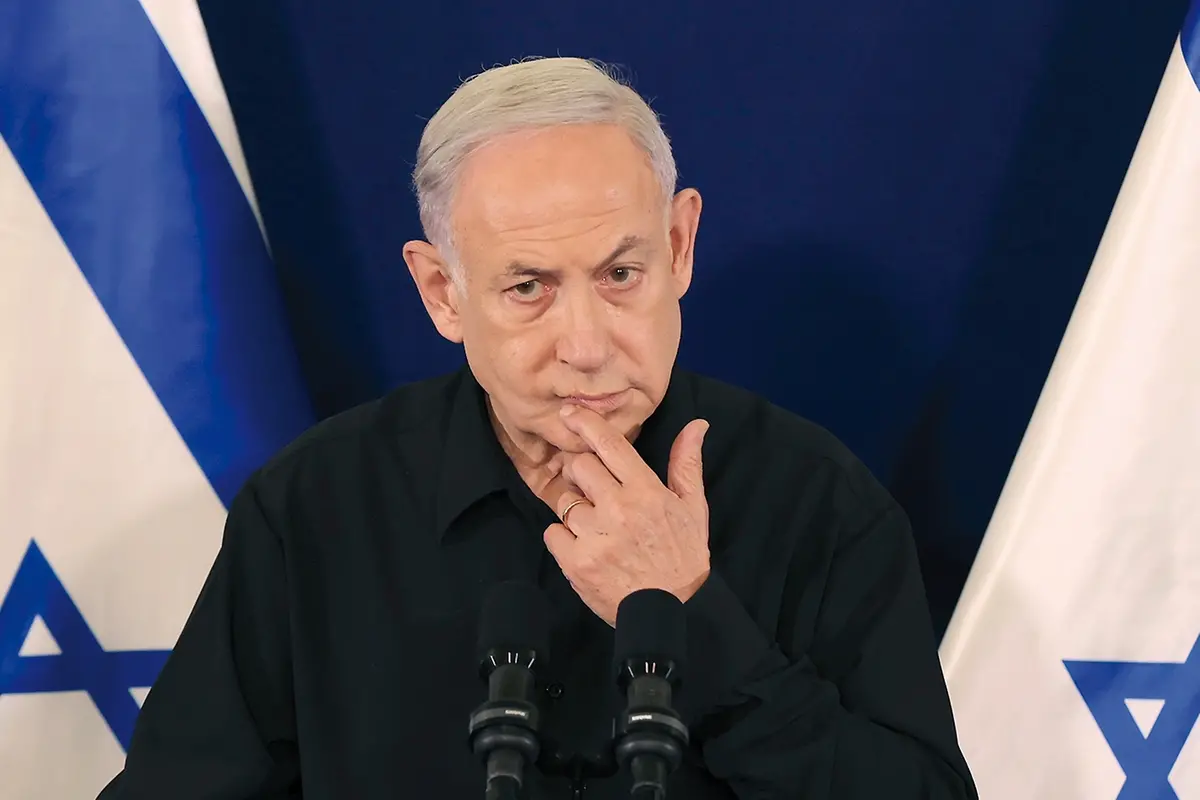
xmin=434 ymin=365 xmax=697 ymax=540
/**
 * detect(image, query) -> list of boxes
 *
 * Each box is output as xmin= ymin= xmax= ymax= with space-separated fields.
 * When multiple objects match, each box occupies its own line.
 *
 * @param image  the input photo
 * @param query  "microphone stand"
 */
xmin=612 ymin=663 xmax=688 ymax=800
xmin=469 ymin=582 xmax=552 ymax=800
xmin=484 ymin=777 xmax=521 ymax=800
xmin=610 ymin=589 xmax=690 ymax=800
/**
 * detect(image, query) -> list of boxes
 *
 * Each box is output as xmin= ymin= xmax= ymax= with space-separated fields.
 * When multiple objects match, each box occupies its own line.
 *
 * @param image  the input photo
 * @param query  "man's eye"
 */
xmin=606 ymin=267 xmax=640 ymax=287
xmin=510 ymin=280 xmax=542 ymax=298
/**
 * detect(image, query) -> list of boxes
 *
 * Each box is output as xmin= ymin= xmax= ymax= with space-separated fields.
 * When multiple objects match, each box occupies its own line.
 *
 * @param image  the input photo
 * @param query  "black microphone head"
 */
xmin=613 ymin=588 xmax=686 ymax=685
xmin=476 ymin=581 xmax=551 ymax=666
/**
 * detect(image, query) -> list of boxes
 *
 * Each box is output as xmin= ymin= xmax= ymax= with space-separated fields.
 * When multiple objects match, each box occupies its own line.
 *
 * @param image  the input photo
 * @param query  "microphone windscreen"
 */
xmin=476 ymin=581 xmax=551 ymax=664
xmin=612 ymin=588 xmax=686 ymax=681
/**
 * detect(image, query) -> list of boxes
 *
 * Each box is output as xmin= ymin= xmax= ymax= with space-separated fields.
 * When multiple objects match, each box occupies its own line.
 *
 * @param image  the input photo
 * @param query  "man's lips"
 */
xmin=560 ymin=389 xmax=629 ymax=413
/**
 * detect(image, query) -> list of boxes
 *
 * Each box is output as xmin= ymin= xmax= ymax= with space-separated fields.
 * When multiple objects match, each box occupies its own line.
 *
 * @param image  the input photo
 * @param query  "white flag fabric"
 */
xmin=0 ymin=1 xmax=313 ymax=797
xmin=940 ymin=5 xmax=1200 ymax=799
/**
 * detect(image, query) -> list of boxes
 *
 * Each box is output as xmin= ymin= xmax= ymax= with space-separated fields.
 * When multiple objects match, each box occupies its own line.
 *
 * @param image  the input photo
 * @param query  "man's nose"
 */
xmin=555 ymin=288 xmax=612 ymax=373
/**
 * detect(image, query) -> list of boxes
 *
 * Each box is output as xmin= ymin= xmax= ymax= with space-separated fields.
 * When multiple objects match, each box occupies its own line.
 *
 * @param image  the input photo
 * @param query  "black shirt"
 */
xmin=98 ymin=366 xmax=977 ymax=799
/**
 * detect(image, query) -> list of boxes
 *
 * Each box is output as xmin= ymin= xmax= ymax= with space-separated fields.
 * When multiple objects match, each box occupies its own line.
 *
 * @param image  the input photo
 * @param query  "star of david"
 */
xmin=0 ymin=539 xmax=171 ymax=750
xmin=1064 ymin=632 xmax=1200 ymax=799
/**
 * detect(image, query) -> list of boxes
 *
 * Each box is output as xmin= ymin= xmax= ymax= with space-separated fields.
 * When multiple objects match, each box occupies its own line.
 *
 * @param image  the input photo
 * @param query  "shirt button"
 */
xmin=546 ymin=682 xmax=565 ymax=700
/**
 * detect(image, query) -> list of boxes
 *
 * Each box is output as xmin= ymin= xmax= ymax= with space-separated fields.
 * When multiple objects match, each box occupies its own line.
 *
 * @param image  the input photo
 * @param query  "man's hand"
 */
xmin=543 ymin=405 xmax=711 ymax=627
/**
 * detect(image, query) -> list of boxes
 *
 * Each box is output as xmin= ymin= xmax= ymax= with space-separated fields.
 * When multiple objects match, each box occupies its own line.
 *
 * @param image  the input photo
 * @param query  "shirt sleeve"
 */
xmin=680 ymin=503 xmax=978 ymax=800
xmin=96 ymin=480 xmax=300 ymax=800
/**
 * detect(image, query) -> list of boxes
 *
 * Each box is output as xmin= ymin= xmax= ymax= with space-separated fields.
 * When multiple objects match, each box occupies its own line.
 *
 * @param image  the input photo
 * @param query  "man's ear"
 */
xmin=402 ymin=240 xmax=464 ymax=343
xmin=667 ymin=188 xmax=702 ymax=298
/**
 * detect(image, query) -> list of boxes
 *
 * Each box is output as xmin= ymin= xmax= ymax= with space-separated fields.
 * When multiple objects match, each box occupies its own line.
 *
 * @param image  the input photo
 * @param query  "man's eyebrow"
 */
xmin=500 ymin=235 xmax=648 ymax=279
xmin=500 ymin=263 xmax=556 ymax=281
xmin=594 ymin=235 xmax=646 ymax=270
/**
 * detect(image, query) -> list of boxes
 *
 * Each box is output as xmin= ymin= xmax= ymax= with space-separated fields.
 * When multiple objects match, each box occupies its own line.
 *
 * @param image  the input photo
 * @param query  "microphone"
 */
xmin=611 ymin=589 xmax=690 ymax=800
xmin=468 ymin=581 xmax=551 ymax=800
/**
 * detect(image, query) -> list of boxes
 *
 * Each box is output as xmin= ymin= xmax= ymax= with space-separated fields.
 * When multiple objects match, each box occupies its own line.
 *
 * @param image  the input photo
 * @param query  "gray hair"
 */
xmin=412 ymin=57 xmax=678 ymax=284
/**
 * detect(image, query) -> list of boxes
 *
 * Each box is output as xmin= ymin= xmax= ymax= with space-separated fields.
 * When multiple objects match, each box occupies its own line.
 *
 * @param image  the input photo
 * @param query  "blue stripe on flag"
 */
xmin=0 ymin=0 xmax=315 ymax=504
xmin=1185 ymin=0 xmax=1200 ymax=88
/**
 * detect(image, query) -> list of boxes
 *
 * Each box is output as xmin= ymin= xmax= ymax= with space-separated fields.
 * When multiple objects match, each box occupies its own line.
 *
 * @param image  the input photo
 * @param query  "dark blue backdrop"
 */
xmin=198 ymin=0 xmax=1189 ymax=634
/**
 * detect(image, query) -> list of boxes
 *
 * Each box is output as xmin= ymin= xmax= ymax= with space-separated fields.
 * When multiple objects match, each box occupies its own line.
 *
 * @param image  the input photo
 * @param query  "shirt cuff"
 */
xmin=679 ymin=569 xmax=777 ymax=727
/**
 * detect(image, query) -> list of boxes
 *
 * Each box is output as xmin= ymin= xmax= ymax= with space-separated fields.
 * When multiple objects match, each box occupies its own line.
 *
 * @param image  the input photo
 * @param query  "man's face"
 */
xmin=405 ymin=123 xmax=702 ymax=455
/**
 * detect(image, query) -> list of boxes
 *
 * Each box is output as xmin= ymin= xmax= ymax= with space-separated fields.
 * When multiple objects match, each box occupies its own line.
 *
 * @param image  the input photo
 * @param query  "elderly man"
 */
xmin=99 ymin=57 xmax=977 ymax=799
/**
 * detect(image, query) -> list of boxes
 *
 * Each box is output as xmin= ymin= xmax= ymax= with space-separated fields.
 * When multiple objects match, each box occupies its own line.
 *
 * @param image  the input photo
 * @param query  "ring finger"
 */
xmin=558 ymin=493 xmax=589 ymax=527
xmin=557 ymin=494 xmax=602 ymax=534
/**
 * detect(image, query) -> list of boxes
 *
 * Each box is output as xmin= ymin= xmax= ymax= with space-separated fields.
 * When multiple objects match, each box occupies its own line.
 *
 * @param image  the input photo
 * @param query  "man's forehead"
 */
xmin=454 ymin=127 xmax=661 ymax=227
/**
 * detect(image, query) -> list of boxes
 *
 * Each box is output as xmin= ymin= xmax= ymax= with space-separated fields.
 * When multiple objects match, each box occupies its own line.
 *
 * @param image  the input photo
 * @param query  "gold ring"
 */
xmin=560 ymin=498 xmax=588 ymax=525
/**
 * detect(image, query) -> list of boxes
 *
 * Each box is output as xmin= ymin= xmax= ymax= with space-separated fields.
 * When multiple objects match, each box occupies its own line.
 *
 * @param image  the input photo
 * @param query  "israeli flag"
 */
xmin=0 ymin=1 xmax=314 ymax=797
xmin=940 ymin=4 xmax=1200 ymax=798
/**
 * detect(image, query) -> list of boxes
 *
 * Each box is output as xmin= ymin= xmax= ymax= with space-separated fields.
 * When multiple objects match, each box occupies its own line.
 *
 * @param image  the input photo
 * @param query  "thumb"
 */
xmin=667 ymin=419 xmax=710 ymax=504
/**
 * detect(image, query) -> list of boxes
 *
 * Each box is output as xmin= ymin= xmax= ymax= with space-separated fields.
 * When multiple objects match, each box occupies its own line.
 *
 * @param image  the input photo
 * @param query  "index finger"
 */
xmin=560 ymin=406 xmax=656 ymax=484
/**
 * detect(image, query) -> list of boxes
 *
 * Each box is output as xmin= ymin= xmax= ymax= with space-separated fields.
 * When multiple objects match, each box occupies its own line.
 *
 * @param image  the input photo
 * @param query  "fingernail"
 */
xmin=560 ymin=405 xmax=576 ymax=418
